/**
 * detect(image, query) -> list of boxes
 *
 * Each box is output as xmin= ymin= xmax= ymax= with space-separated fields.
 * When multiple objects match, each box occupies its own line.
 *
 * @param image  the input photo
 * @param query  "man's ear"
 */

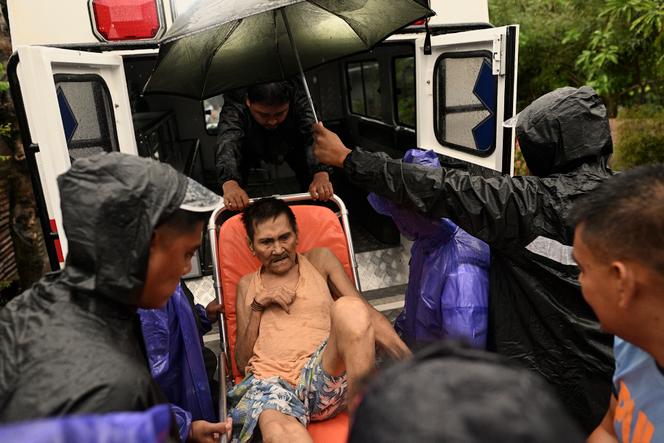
xmin=613 ymin=261 xmax=636 ymax=309
xmin=247 ymin=237 xmax=255 ymax=255
xmin=245 ymin=98 xmax=252 ymax=109
xmin=150 ymin=228 xmax=160 ymax=249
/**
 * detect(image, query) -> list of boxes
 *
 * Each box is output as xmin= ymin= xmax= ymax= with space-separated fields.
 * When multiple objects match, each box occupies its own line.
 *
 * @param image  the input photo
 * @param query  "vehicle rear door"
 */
xmin=415 ymin=25 xmax=519 ymax=174
xmin=11 ymin=46 xmax=136 ymax=269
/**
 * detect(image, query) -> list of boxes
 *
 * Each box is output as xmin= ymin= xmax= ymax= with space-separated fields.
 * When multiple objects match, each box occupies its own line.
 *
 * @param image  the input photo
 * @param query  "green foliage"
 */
xmin=612 ymin=105 xmax=664 ymax=170
xmin=0 ymin=122 xmax=11 ymax=138
xmin=489 ymin=0 xmax=664 ymax=113
xmin=576 ymin=0 xmax=664 ymax=105
xmin=489 ymin=0 xmax=602 ymax=110
xmin=513 ymin=144 xmax=528 ymax=176
xmin=0 ymin=61 xmax=7 ymax=94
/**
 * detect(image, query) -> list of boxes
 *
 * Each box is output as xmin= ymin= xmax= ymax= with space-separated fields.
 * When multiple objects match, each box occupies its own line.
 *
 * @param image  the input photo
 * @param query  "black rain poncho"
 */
xmin=0 ymin=153 xmax=187 ymax=423
xmin=342 ymin=87 xmax=615 ymax=433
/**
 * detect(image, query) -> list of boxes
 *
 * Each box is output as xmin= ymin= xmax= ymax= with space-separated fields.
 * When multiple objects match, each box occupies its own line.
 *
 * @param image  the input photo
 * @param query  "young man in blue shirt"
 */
xmin=571 ymin=164 xmax=664 ymax=443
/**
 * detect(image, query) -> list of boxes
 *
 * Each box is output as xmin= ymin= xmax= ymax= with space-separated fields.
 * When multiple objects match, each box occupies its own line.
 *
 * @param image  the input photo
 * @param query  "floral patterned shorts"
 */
xmin=229 ymin=339 xmax=348 ymax=442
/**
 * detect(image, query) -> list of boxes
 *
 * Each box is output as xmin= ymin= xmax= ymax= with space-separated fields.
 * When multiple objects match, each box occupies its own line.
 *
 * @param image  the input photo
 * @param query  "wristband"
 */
xmin=251 ymin=299 xmax=265 ymax=312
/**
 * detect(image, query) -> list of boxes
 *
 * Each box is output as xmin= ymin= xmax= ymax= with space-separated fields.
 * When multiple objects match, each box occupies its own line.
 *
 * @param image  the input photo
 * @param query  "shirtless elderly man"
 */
xmin=229 ymin=197 xmax=410 ymax=443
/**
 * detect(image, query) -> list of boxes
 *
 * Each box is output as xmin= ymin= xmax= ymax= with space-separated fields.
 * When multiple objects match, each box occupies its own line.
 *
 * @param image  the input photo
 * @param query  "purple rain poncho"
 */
xmin=368 ymin=149 xmax=490 ymax=348
xmin=139 ymin=283 xmax=216 ymax=440
xmin=0 ymin=405 xmax=174 ymax=443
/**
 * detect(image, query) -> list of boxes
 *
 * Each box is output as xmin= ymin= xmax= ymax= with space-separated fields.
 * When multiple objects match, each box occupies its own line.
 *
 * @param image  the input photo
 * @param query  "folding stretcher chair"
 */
xmin=208 ymin=193 xmax=361 ymax=443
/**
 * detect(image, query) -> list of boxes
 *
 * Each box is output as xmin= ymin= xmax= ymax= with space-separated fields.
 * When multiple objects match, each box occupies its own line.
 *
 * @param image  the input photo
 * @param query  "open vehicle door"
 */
xmin=10 ymin=46 xmax=137 ymax=270
xmin=415 ymin=25 xmax=519 ymax=174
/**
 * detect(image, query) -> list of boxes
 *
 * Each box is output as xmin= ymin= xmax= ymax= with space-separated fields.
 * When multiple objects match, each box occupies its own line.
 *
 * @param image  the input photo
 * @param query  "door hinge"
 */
xmin=492 ymin=34 xmax=506 ymax=76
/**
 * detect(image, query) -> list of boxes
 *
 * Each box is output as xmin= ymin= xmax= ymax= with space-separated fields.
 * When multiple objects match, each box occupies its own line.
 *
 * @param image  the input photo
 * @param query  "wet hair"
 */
xmin=158 ymin=209 xmax=210 ymax=234
xmin=349 ymin=341 xmax=584 ymax=443
xmin=242 ymin=197 xmax=297 ymax=242
xmin=570 ymin=164 xmax=664 ymax=276
xmin=247 ymin=81 xmax=293 ymax=106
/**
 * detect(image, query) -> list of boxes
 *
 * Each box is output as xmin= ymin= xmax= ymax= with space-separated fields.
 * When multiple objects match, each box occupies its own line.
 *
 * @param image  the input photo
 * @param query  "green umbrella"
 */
xmin=144 ymin=0 xmax=433 ymax=120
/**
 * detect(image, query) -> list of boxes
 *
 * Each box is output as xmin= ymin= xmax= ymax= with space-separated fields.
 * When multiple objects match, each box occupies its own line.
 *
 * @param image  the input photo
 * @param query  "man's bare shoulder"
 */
xmin=236 ymin=273 xmax=254 ymax=298
xmin=304 ymin=247 xmax=338 ymax=273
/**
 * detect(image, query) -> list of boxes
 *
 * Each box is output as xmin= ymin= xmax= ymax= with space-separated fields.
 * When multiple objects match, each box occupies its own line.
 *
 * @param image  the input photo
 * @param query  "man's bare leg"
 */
xmin=258 ymin=409 xmax=312 ymax=443
xmin=322 ymin=296 xmax=376 ymax=411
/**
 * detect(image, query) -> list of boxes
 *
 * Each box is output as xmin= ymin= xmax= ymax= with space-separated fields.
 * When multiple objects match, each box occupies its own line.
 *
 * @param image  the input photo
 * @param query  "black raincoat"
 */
xmin=215 ymin=81 xmax=330 ymax=191
xmin=0 ymin=153 xmax=187 ymax=424
xmin=342 ymin=87 xmax=615 ymax=433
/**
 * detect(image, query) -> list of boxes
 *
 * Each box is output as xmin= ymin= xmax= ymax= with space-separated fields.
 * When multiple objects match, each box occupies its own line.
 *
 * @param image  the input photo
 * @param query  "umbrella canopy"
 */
xmin=144 ymin=0 xmax=433 ymax=100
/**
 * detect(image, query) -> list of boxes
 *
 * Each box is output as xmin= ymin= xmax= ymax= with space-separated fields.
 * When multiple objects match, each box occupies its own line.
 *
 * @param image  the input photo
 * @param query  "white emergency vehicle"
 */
xmin=6 ymin=0 xmax=518 ymax=272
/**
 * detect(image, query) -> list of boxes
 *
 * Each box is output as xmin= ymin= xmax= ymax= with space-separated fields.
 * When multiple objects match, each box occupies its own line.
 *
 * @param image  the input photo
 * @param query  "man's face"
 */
xmin=246 ymin=99 xmax=290 ymax=130
xmin=572 ymin=224 xmax=621 ymax=333
xmin=250 ymin=213 xmax=298 ymax=275
xmin=138 ymin=220 xmax=204 ymax=308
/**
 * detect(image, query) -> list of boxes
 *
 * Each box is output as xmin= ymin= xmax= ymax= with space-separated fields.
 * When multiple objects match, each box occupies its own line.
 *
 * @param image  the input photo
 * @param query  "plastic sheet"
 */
xmin=139 ymin=283 xmax=216 ymax=438
xmin=0 ymin=405 xmax=174 ymax=443
xmin=368 ymin=149 xmax=490 ymax=348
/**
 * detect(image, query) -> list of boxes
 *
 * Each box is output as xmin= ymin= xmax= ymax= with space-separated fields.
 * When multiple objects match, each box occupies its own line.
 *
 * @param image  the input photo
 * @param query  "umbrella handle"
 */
xmin=280 ymin=8 xmax=319 ymax=122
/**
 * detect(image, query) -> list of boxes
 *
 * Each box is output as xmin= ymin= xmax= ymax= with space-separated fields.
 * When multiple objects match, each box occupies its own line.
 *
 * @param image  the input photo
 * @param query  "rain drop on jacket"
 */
xmin=341 ymin=87 xmax=615 ymax=434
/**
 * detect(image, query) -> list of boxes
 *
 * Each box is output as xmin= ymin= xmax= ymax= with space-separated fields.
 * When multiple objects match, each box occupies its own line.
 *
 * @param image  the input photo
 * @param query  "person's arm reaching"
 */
xmin=587 ymin=395 xmax=618 ymax=443
xmin=307 ymin=248 xmax=411 ymax=360
xmin=313 ymin=123 xmax=555 ymax=250
xmin=216 ymin=99 xmax=250 ymax=210
xmin=290 ymin=82 xmax=333 ymax=201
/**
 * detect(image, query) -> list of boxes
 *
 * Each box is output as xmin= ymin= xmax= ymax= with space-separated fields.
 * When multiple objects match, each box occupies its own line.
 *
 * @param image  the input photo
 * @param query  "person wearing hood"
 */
xmin=0 ymin=153 xmax=231 ymax=442
xmin=312 ymin=86 xmax=615 ymax=434
xmin=367 ymin=148 xmax=491 ymax=349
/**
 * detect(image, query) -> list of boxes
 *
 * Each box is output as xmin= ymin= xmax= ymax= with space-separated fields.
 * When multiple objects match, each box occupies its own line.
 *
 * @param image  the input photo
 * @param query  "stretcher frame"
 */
xmin=207 ymin=193 xmax=360 ymax=442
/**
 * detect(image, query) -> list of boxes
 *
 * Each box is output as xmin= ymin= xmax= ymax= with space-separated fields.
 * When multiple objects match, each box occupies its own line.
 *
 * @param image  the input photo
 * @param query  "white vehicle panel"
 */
xmin=7 ymin=0 xmax=173 ymax=47
xmin=415 ymin=26 xmax=519 ymax=174
xmin=16 ymin=46 xmax=137 ymax=265
xmin=428 ymin=0 xmax=489 ymax=26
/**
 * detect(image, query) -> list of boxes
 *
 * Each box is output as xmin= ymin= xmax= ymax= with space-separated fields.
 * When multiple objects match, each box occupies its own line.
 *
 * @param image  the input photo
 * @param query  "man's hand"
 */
xmin=254 ymin=285 xmax=296 ymax=313
xmin=222 ymin=180 xmax=249 ymax=211
xmin=205 ymin=300 xmax=224 ymax=323
xmin=309 ymin=171 xmax=334 ymax=201
xmin=312 ymin=122 xmax=351 ymax=168
xmin=188 ymin=418 xmax=232 ymax=443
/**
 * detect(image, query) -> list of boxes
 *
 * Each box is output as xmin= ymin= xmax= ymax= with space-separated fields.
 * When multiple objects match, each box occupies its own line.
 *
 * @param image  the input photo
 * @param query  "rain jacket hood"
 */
xmin=517 ymin=86 xmax=613 ymax=177
xmin=58 ymin=152 xmax=187 ymax=305
xmin=0 ymin=153 xmax=192 ymax=424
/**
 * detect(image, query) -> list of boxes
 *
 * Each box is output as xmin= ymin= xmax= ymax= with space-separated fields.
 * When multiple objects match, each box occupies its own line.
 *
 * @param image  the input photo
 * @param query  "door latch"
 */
xmin=492 ymin=35 xmax=506 ymax=76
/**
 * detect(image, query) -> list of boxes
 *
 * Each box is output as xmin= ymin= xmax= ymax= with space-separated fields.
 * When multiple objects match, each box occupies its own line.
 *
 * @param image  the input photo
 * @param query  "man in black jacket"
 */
xmin=313 ymin=86 xmax=615 ymax=434
xmin=216 ymin=80 xmax=333 ymax=210
xmin=0 ymin=153 xmax=230 ymax=441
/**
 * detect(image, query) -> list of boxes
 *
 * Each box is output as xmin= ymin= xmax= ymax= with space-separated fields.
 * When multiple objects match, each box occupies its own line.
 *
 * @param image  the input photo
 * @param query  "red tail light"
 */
xmin=411 ymin=19 xmax=426 ymax=26
xmin=91 ymin=0 xmax=162 ymax=41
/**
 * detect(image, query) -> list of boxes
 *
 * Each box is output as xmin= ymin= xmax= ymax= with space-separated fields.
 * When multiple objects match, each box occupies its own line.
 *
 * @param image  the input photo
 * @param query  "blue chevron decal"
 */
xmin=472 ymin=60 xmax=496 ymax=151
xmin=57 ymin=86 xmax=78 ymax=144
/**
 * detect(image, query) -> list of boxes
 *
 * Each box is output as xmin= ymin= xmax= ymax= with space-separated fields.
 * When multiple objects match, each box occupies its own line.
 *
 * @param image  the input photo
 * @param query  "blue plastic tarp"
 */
xmin=368 ymin=149 xmax=490 ymax=348
xmin=139 ymin=283 xmax=216 ymax=440
xmin=0 ymin=404 xmax=173 ymax=443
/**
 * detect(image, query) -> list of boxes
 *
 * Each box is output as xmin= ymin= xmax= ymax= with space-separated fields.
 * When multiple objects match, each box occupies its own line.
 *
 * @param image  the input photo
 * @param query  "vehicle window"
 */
xmin=346 ymin=60 xmax=381 ymax=119
xmin=434 ymin=52 xmax=497 ymax=155
xmin=203 ymin=94 xmax=225 ymax=134
xmin=54 ymin=74 xmax=119 ymax=160
xmin=394 ymin=56 xmax=415 ymax=127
